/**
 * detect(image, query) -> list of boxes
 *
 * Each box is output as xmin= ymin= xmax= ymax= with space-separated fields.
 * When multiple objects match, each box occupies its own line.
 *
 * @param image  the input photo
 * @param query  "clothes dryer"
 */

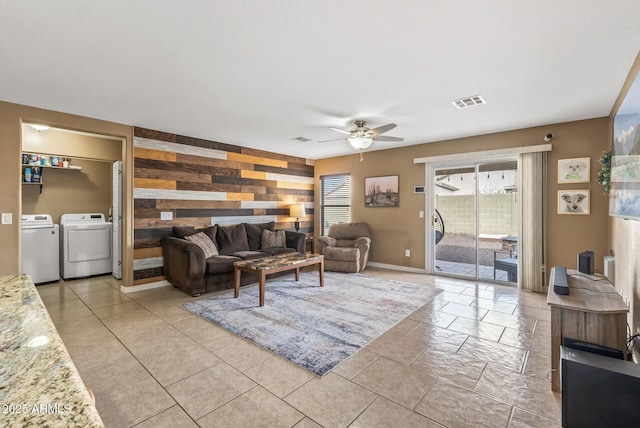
xmin=60 ymin=213 xmax=112 ymax=279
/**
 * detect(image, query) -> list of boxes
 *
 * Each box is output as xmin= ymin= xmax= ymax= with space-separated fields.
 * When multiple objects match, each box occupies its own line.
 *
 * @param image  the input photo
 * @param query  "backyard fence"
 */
xmin=436 ymin=193 xmax=517 ymax=236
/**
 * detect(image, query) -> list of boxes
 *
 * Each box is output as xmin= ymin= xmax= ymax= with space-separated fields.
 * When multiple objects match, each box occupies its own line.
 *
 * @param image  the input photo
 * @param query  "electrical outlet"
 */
xmin=160 ymin=211 xmax=173 ymax=221
xmin=620 ymin=290 xmax=630 ymax=307
xmin=405 ymin=249 xmax=411 ymax=257
xmin=419 ymin=210 xmax=424 ymax=218
xmin=1 ymin=213 xmax=12 ymax=225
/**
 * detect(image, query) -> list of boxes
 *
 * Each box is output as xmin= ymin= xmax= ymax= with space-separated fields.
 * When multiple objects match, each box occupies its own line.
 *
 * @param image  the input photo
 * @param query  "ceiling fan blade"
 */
xmin=371 ymin=123 xmax=397 ymax=135
xmin=329 ymin=127 xmax=351 ymax=135
xmin=317 ymin=137 xmax=346 ymax=143
xmin=375 ymin=136 xmax=404 ymax=142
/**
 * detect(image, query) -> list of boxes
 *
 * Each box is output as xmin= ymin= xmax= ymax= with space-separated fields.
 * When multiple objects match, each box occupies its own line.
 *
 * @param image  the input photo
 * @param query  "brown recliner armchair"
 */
xmin=316 ymin=223 xmax=371 ymax=273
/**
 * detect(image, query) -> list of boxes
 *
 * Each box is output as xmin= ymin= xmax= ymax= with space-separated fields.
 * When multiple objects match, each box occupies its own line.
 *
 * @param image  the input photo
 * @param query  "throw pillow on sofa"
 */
xmin=185 ymin=232 xmax=219 ymax=258
xmin=245 ymin=221 xmax=276 ymax=250
xmin=173 ymin=225 xmax=217 ymax=242
xmin=173 ymin=226 xmax=195 ymax=239
xmin=261 ymin=229 xmax=286 ymax=248
xmin=216 ymin=223 xmax=250 ymax=255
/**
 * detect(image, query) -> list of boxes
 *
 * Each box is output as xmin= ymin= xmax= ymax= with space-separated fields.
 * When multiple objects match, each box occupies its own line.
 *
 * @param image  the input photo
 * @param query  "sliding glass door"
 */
xmin=433 ymin=159 xmax=518 ymax=284
xmin=434 ymin=166 xmax=477 ymax=277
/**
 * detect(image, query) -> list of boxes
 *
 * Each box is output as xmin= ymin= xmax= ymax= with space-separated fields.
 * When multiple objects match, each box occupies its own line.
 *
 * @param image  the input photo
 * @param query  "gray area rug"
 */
xmin=183 ymin=271 xmax=441 ymax=376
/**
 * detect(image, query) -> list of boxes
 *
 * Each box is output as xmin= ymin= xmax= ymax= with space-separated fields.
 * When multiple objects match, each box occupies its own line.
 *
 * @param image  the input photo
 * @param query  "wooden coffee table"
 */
xmin=233 ymin=252 xmax=324 ymax=306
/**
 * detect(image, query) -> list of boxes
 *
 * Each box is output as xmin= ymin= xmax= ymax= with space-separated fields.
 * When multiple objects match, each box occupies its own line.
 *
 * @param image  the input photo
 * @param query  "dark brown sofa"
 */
xmin=162 ymin=222 xmax=305 ymax=296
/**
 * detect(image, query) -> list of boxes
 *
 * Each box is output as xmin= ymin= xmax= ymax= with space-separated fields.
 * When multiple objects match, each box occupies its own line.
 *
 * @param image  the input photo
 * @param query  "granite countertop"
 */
xmin=0 ymin=274 xmax=103 ymax=427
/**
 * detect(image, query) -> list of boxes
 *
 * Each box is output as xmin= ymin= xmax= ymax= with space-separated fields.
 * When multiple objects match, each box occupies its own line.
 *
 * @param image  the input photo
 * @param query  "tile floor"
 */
xmin=436 ymin=259 xmax=514 ymax=283
xmin=37 ymin=267 xmax=561 ymax=427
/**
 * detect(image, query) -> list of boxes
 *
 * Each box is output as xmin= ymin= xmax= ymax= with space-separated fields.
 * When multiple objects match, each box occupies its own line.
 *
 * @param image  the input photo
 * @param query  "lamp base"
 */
xmin=294 ymin=220 xmax=300 ymax=232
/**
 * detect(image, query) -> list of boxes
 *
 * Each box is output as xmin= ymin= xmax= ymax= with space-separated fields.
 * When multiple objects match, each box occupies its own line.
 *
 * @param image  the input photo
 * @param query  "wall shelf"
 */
xmin=21 ymin=163 xmax=82 ymax=171
xmin=21 ymin=156 xmax=82 ymax=194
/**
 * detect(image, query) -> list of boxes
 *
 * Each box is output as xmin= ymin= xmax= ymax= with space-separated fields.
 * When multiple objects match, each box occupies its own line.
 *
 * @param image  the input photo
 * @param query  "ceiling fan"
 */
xmin=320 ymin=120 xmax=404 ymax=160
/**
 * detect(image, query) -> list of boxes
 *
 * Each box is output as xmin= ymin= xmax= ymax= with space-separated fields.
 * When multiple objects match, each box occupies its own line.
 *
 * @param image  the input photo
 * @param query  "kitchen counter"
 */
xmin=0 ymin=274 xmax=103 ymax=427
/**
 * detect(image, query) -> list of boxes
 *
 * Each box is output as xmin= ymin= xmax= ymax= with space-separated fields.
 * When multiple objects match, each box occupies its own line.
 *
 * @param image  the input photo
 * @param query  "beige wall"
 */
xmin=0 ymin=101 xmax=133 ymax=286
xmin=315 ymin=118 xmax=611 ymax=274
xmin=22 ymin=125 xmax=122 ymax=161
xmin=609 ymin=51 xmax=640 ymax=336
xmin=22 ymin=159 xmax=113 ymax=224
xmin=22 ymin=126 xmax=120 ymax=224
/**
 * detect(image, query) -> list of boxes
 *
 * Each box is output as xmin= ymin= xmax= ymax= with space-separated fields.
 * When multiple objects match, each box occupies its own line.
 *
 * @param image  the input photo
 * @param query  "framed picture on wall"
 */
xmin=610 ymin=70 xmax=640 ymax=220
xmin=557 ymin=190 xmax=590 ymax=215
xmin=558 ymin=157 xmax=590 ymax=184
xmin=365 ymin=175 xmax=399 ymax=207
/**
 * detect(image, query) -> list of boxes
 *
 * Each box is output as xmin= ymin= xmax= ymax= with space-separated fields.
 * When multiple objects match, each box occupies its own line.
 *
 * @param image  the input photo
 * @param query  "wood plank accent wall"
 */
xmin=133 ymin=127 xmax=314 ymax=285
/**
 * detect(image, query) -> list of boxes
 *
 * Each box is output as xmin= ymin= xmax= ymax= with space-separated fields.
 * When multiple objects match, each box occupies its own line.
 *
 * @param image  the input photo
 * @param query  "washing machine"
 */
xmin=60 ymin=213 xmax=112 ymax=279
xmin=21 ymin=214 xmax=60 ymax=284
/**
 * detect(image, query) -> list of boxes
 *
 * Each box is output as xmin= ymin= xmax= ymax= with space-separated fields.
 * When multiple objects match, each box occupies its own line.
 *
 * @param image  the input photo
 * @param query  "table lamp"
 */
xmin=289 ymin=204 xmax=306 ymax=232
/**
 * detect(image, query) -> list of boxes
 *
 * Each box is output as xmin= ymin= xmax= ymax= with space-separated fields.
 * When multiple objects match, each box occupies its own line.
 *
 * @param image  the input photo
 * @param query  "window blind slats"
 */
xmin=321 ymin=175 xmax=351 ymax=235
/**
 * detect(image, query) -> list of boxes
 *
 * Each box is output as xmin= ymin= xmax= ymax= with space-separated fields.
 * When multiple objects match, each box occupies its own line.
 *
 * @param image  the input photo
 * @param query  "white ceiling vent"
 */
xmin=290 ymin=136 xmax=312 ymax=142
xmin=451 ymin=95 xmax=486 ymax=109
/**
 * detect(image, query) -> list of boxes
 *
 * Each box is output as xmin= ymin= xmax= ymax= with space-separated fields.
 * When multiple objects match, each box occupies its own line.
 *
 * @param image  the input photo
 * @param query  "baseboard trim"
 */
xmin=367 ymin=262 xmax=427 ymax=274
xmin=120 ymin=280 xmax=171 ymax=294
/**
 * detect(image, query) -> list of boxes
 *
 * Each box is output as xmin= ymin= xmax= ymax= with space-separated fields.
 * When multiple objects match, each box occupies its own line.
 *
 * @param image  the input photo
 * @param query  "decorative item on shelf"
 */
xmin=596 ymin=151 xmax=611 ymax=194
xmin=50 ymin=156 xmax=59 ymax=167
xmin=290 ymin=204 xmax=306 ymax=232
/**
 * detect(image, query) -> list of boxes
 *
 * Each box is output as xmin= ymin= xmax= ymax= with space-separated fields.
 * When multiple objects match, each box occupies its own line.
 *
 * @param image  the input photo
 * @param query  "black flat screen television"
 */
xmin=561 ymin=346 xmax=640 ymax=427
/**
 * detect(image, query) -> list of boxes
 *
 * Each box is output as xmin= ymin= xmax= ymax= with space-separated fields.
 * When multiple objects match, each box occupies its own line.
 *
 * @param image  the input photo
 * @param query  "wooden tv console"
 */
xmin=546 ymin=267 xmax=628 ymax=391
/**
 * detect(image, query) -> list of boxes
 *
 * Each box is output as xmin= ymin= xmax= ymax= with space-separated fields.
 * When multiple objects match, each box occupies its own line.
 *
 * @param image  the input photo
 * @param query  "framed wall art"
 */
xmin=558 ymin=157 xmax=590 ymax=184
xmin=557 ymin=190 xmax=590 ymax=215
xmin=365 ymin=175 xmax=399 ymax=207
xmin=610 ymin=70 xmax=640 ymax=220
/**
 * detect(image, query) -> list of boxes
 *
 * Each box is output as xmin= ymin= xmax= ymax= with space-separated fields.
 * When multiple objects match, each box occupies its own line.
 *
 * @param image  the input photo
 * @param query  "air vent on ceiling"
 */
xmin=290 ymin=136 xmax=312 ymax=142
xmin=451 ymin=95 xmax=486 ymax=109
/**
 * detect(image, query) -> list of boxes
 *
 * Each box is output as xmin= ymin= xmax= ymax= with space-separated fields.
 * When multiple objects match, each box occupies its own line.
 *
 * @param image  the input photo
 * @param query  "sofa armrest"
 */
xmin=285 ymin=230 xmax=306 ymax=253
xmin=162 ymin=236 xmax=206 ymax=295
xmin=316 ymin=236 xmax=337 ymax=255
xmin=353 ymin=237 xmax=371 ymax=270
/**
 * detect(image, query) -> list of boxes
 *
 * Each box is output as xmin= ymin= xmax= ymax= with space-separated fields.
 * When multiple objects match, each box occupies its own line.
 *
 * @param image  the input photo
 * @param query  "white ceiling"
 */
xmin=1 ymin=1 xmax=639 ymax=160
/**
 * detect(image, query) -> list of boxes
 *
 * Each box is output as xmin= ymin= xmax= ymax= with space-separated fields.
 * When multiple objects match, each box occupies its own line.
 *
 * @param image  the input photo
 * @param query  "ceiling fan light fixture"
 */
xmin=347 ymin=136 xmax=373 ymax=149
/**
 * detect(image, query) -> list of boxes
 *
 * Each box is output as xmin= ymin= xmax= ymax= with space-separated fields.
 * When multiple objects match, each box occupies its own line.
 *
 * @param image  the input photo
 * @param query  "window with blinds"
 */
xmin=320 ymin=174 xmax=351 ymax=235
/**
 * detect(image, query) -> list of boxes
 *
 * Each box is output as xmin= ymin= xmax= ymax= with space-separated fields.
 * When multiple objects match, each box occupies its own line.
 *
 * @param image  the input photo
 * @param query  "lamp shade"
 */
xmin=290 ymin=204 xmax=306 ymax=218
xmin=347 ymin=136 xmax=373 ymax=149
